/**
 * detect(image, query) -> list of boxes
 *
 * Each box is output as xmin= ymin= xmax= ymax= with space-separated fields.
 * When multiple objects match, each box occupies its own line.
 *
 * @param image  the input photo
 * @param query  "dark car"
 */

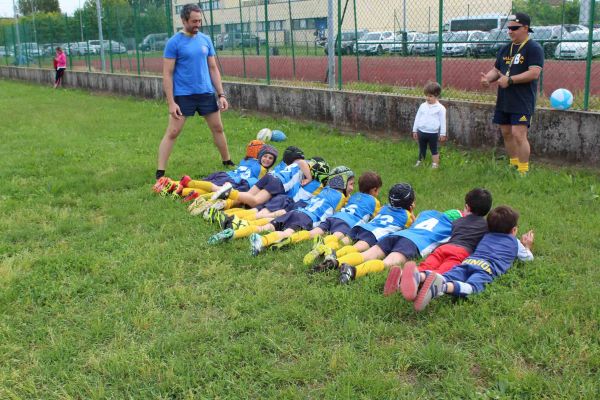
xmin=216 ymin=32 xmax=260 ymax=50
xmin=324 ymin=29 xmax=368 ymax=55
xmin=487 ymin=28 xmax=510 ymax=56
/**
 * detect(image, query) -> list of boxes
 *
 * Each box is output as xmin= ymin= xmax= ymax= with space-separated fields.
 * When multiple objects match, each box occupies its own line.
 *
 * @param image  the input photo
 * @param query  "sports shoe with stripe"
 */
xmin=207 ymin=228 xmax=234 ymax=245
xmin=159 ymin=180 xmax=179 ymax=197
xmin=249 ymin=233 xmax=264 ymax=256
xmin=312 ymin=251 xmax=338 ymax=273
xmin=211 ymin=182 xmax=233 ymax=201
xmin=339 ymin=263 xmax=356 ymax=284
xmin=414 ymin=272 xmax=445 ymax=312
xmin=189 ymin=198 xmax=212 ymax=216
xmin=383 ymin=266 xmax=403 ymax=297
xmin=400 ymin=261 xmax=420 ymax=301
xmin=182 ymin=190 xmax=200 ymax=203
xmin=153 ymin=177 xmax=171 ymax=193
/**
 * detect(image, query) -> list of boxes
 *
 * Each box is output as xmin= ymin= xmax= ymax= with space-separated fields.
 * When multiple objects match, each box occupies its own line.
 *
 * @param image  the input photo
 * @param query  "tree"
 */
xmin=18 ymin=0 xmax=60 ymax=15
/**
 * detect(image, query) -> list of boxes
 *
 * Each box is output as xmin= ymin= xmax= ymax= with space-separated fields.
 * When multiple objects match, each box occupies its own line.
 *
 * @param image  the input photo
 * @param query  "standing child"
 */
xmin=412 ymin=81 xmax=447 ymax=169
xmin=53 ymin=47 xmax=67 ymax=88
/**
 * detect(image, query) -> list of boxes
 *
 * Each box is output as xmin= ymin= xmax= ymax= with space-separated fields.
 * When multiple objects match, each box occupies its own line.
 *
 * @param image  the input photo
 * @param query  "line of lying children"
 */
xmin=153 ymin=141 xmax=534 ymax=312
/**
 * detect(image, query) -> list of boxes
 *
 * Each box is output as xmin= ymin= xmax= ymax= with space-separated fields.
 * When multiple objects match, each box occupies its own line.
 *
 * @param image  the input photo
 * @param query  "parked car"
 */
xmin=412 ymin=32 xmax=451 ymax=56
xmin=139 ymin=33 xmax=169 ymax=51
xmin=88 ymin=40 xmax=127 ymax=54
xmin=533 ymin=25 xmax=588 ymax=59
xmin=0 ymin=46 xmax=14 ymax=57
xmin=354 ymin=31 xmax=395 ymax=55
xmin=555 ymin=29 xmax=600 ymax=60
xmin=324 ymin=29 xmax=368 ymax=55
xmin=487 ymin=28 xmax=510 ymax=56
xmin=17 ymin=42 xmax=42 ymax=57
xmin=442 ymin=30 xmax=486 ymax=57
xmin=389 ymin=32 xmax=426 ymax=54
xmin=216 ymin=32 xmax=260 ymax=50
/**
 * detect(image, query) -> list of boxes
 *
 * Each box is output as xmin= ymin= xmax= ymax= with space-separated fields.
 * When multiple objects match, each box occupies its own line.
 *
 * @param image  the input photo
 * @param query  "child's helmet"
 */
xmin=307 ymin=157 xmax=330 ymax=183
xmin=246 ymin=139 xmax=265 ymax=159
xmin=388 ymin=183 xmax=415 ymax=209
xmin=282 ymin=146 xmax=305 ymax=165
xmin=328 ymin=166 xmax=354 ymax=191
xmin=258 ymin=145 xmax=279 ymax=167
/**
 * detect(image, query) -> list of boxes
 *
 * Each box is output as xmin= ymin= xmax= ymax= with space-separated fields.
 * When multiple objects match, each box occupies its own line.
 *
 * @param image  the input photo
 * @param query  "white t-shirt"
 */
xmin=412 ymin=101 xmax=447 ymax=136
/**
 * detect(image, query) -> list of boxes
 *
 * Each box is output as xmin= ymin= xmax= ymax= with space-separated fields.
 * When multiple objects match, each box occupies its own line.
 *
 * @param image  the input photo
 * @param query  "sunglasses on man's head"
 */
xmin=507 ymin=25 xmax=524 ymax=31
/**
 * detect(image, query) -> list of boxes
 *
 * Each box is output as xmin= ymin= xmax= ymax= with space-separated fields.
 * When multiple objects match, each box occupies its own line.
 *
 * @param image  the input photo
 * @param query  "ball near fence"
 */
xmin=257 ymin=128 xmax=272 ymax=142
xmin=550 ymin=88 xmax=573 ymax=111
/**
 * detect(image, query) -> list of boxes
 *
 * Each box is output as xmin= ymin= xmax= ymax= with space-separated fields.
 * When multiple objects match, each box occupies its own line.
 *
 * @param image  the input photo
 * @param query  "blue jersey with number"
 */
xmin=226 ymin=158 xmax=265 ymax=187
xmin=330 ymin=193 xmax=380 ymax=227
xmin=271 ymin=162 xmax=304 ymax=194
xmin=298 ymin=187 xmax=346 ymax=226
xmin=390 ymin=210 xmax=453 ymax=257
xmin=271 ymin=161 xmax=287 ymax=175
xmin=354 ymin=205 xmax=412 ymax=240
xmin=290 ymin=179 xmax=322 ymax=202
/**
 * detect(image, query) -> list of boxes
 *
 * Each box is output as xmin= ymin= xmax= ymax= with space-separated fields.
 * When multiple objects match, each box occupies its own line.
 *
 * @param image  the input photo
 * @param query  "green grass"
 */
xmin=1 ymin=79 xmax=599 ymax=399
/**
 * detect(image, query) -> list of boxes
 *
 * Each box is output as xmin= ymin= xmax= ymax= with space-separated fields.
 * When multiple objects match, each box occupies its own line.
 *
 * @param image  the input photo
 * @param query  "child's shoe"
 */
xmin=414 ymin=272 xmax=445 ymax=312
xmin=414 ymin=160 xmax=422 ymax=167
xmin=400 ymin=261 xmax=420 ymax=301
xmin=339 ymin=263 xmax=356 ymax=284
xmin=271 ymin=237 xmax=292 ymax=250
xmin=207 ymin=228 xmax=234 ymax=245
xmin=431 ymin=163 xmax=439 ymax=169
xmin=211 ymin=182 xmax=232 ymax=201
xmin=249 ymin=233 xmax=264 ymax=256
xmin=179 ymin=175 xmax=192 ymax=188
xmin=152 ymin=177 xmax=171 ymax=193
xmin=383 ymin=266 xmax=402 ymax=296
xmin=312 ymin=251 xmax=338 ymax=273
xmin=182 ymin=191 xmax=200 ymax=203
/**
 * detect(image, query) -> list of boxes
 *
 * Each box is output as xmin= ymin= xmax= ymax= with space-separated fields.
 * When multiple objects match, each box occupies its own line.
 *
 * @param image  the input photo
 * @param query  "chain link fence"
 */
xmin=1 ymin=0 xmax=599 ymax=110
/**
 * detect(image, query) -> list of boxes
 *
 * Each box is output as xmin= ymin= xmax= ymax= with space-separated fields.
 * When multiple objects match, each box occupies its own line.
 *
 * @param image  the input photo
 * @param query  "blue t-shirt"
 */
xmin=390 ymin=210 xmax=454 ymax=257
xmin=298 ymin=187 xmax=346 ymax=226
xmin=226 ymin=158 xmax=264 ymax=187
xmin=164 ymin=32 xmax=216 ymax=96
xmin=331 ymin=192 xmax=379 ymax=228
xmin=494 ymin=39 xmax=544 ymax=114
xmin=462 ymin=233 xmax=518 ymax=277
xmin=352 ymin=205 xmax=412 ymax=241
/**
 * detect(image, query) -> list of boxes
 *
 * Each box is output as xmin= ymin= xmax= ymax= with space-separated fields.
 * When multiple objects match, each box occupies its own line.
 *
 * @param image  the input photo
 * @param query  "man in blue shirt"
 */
xmin=156 ymin=3 xmax=233 ymax=181
xmin=480 ymin=13 xmax=544 ymax=176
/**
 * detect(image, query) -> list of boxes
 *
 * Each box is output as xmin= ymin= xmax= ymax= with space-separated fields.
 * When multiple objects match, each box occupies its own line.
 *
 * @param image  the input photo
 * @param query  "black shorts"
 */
xmin=377 ymin=235 xmax=419 ymax=258
xmin=175 ymin=93 xmax=219 ymax=117
xmin=318 ymin=217 xmax=352 ymax=235
xmin=493 ymin=109 xmax=531 ymax=127
xmin=349 ymin=226 xmax=378 ymax=247
xmin=272 ymin=211 xmax=313 ymax=231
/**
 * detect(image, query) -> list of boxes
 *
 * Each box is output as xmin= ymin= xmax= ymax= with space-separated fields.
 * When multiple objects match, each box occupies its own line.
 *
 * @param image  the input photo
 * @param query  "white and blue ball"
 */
xmin=271 ymin=129 xmax=287 ymax=142
xmin=550 ymin=88 xmax=573 ymax=111
xmin=257 ymin=128 xmax=272 ymax=142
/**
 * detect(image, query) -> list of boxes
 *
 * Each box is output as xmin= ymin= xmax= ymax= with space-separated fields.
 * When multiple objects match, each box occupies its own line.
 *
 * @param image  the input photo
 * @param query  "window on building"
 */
xmin=199 ymin=0 xmax=221 ymax=10
xmin=225 ymin=23 xmax=251 ymax=33
xmin=257 ymin=20 xmax=284 ymax=31
xmin=292 ymin=18 xmax=326 ymax=31
xmin=200 ymin=24 xmax=221 ymax=35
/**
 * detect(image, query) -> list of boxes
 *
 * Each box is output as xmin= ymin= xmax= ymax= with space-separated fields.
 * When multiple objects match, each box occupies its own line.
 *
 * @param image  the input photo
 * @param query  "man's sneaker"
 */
xmin=211 ymin=182 xmax=233 ymax=201
xmin=182 ymin=191 xmax=200 ymax=203
xmin=152 ymin=177 xmax=171 ymax=193
xmin=414 ymin=272 xmax=445 ymax=312
xmin=312 ymin=252 xmax=338 ymax=273
xmin=400 ymin=261 xmax=420 ymax=301
xmin=414 ymin=160 xmax=422 ymax=167
xmin=339 ymin=263 xmax=356 ymax=284
xmin=179 ymin=175 xmax=192 ymax=188
xmin=271 ymin=237 xmax=292 ymax=250
xmin=207 ymin=228 xmax=234 ymax=245
xmin=249 ymin=233 xmax=264 ymax=256
xmin=383 ymin=266 xmax=403 ymax=296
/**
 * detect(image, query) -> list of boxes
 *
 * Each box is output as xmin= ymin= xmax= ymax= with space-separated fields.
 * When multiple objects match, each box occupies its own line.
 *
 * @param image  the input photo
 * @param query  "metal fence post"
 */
xmin=583 ymin=0 xmax=596 ymax=111
xmin=209 ymin=0 xmax=215 ymax=46
xmin=287 ymin=0 xmax=296 ymax=79
xmin=352 ymin=0 xmax=359 ymax=82
xmin=134 ymin=2 xmax=141 ymax=75
xmin=264 ymin=0 xmax=270 ymax=84
xmin=237 ymin=0 xmax=247 ymax=79
xmin=337 ymin=0 xmax=342 ymax=89
xmin=435 ymin=0 xmax=443 ymax=86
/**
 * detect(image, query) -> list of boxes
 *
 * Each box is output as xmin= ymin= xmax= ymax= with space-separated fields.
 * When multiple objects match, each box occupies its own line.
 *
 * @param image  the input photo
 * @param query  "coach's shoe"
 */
xmin=207 ymin=228 xmax=234 ymax=245
xmin=414 ymin=160 xmax=422 ymax=167
xmin=339 ymin=263 xmax=356 ymax=285
xmin=211 ymin=182 xmax=232 ymax=201
xmin=249 ymin=233 xmax=264 ymax=256
xmin=271 ymin=237 xmax=292 ymax=250
xmin=152 ymin=177 xmax=171 ymax=193
xmin=383 ymin=266 xmax=403 ymax=297
xmin=400 ymin=261 xmax=420 ymax=301
xmin=414 ymin=272 xmax=445 ymax=312
xmin=182 ymin=190 xmax=200 ymax=203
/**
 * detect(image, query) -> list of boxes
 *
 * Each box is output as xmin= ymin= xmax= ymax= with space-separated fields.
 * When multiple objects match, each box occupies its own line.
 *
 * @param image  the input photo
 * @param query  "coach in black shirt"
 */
xmin=480 ymin=13 xmax=544 ymax=176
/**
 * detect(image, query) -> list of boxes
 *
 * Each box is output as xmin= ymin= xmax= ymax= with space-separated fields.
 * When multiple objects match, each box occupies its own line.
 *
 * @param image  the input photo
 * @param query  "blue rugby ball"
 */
xmin=271 ymin=129 xmax=287 ymax=142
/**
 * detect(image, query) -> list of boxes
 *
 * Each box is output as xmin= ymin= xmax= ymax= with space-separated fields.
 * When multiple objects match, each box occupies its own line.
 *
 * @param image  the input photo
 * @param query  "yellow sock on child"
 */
xmin=187 ymin=180 xmax=213 ymax=191
xmin=337 ymin=252 xmax=364 ymax=267
xmin=354 ymin=260 xmax=385 ymax=278
xmin=250 ymin=218 xmax=271 ymax=226
xmin=233 ymin=225 xmax=260 ymax=239
xmin=337 ymin=245 xmax=358 ymax=257
xmin=517 ymin=162 xmax=529 ymax=175
xmin=262 ymin=232 xmax=282 ymax=247
xmin=510 ymin=158 xmax=519 ymax=167
xmin=291 ymin=230 xmax=311 ymax=243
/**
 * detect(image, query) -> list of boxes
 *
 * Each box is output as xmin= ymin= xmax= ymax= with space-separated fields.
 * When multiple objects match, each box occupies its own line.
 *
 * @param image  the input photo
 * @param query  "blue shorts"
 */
xmin=175 ymin=93 xmax=219 ymax=117
xmin=318 ymin=217 xmax=352 ymax=235
xmin=442 ymin=261 xmax=494 ymax=296
xmin=349 ymin=226 xmax=378 ymax=247
xmin=255 ymin=174 xmax=285 ymax=197
xmin=203 ymin=172 xmax=250 ymax=192
xmin=493 ymin=109 xmax=531 ymax=127
xmin=272 ymin=211 xmax=313 ymax=231
xmin=376 ymin=235 xmax=419 ymax=258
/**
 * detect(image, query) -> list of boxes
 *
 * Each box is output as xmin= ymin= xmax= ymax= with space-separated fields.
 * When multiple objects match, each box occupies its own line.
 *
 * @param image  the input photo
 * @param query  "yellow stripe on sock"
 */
xmin=510 ymin=158 xmax=519 ymax=166
xmin=518 ymin=162 xmax=529 ymax=173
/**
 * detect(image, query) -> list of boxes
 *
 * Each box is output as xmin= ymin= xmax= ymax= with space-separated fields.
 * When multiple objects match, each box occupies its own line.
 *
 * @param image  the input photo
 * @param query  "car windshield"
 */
xmin=448 ymin=32 xmax=468 ymax=42
xmin=364 ymin=33 xmax=381 ymax=41
xmin=567 ymin=31 xmax=589 ymax=40
xmin=341 ymin=32 xmax=355 ymax=40
xmin=530 ymin=27 xmax=553 ymax=40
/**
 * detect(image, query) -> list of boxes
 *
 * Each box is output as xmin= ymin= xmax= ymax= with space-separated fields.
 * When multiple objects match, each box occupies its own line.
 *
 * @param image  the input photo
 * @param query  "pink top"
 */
xmin=55 ymin=52 xmax=67 ymax=68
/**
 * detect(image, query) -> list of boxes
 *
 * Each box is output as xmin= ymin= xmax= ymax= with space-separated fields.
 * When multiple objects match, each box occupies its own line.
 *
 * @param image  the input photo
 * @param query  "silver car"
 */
xmin=555 ymin=29 xmax=599 ymax=60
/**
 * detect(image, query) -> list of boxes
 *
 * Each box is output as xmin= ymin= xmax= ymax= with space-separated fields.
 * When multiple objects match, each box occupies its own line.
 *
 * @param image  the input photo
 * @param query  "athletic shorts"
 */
xmin=175 ymin=93 xmax=219 ymax=117
xmin=272 ymin=211 xmax=313 ymax=231
xmin=255 ymin=174 xmax=285 ymax=197
xmin=493 ymin=109 xmax=531 ymax=127
xmin=203 ymin=172 xmax=250 ymax=192
xmin=256 ymin=194 xmax=294 ymax=213
xmin=317 ymin=217 xmax=352 ymax=235
xmin=377 ymin=235 xmax=419 ymax=259
xmin=349 ymin=226 xmax=378 ymax=247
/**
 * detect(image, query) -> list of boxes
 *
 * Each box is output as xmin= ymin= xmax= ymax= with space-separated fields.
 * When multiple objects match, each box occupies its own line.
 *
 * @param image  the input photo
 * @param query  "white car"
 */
xmin=88 ymin=40 xmax=127 ymax=54
xmin=389 ymin=32 xmax=427 ymax=54
xmin=555 ymin=29 xmax=600 ymax=60
xmin=442 ymin=30 xmax=486 ymax=57
xmin=354 ymin=31 xmax=395 ymax=55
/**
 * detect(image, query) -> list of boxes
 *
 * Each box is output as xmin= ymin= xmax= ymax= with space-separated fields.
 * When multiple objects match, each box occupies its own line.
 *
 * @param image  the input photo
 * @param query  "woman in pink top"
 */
xmin=53 ymin=47 xmax=67 ymax=88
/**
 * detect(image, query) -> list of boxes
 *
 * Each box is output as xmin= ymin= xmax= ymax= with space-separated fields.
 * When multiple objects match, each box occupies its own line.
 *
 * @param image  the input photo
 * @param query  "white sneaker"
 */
xmin=414 ymin=160 xmax=422 ymax=167
xmin=211 ymin=182 xmax=232 ymax=201
xmin=431 ymin=163 xmax=439 ymax=169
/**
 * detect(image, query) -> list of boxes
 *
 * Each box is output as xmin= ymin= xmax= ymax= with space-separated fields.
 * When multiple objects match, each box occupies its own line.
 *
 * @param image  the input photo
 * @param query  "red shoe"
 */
xmin=182 ymin=190 xmax=199 ymax=202
xmin=179 ymin=175 xmax=192 ymax=188
xmin=152 ymin=177 xmax=171 ymax=193
xmin=383 ymin=266 xmax=402 ymax=296
xmin=400 ymin=261 xmax=420 ymax=301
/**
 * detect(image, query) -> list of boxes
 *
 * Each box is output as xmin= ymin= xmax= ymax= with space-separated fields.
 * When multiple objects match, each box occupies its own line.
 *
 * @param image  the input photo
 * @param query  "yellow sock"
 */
xmin=517 ymin=162 xmax=529 ymax=175
xmin=181 ymin=188 xmax=196 ymax=196
xmin=324 ymin=234 xmax=339 ymax=245
xmin=354 ymin=260 xmax=385 ymax=279
xmin=262 ymin=232 xmax=282 ymax=247
xmin=233 ymin=225 xmax=260 ymax=239
xmin=229 ymin=189 xmax=240 ymax=200
xmin=250 ymin=218 xmax=271 ymax=226
xmin=233 ymin=209 xmax=256 ymax=220
xmin=338 ymin=252 xmax=365 ymax=267
xmin=224 ymin=199 xmax=235 ymax=210
xmin=337 ymin=245 xmax=358 ymax=257
xmin=291 ymin=230 xmax=311 ymax=243
xmin=510 ymin=158 xmax=519 ymax=167
xmin=187 ymin=180 xmax=213 ymax=191
xmin=201 ymin=192 xmax=213 ymax=200
xmin=225 ymin=208 xmax=244 ymax=216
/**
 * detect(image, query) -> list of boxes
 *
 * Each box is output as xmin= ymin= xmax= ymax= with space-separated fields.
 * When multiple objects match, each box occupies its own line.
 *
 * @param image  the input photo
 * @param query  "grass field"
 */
xmin=1 ymin=79 xmax=599 ymax=399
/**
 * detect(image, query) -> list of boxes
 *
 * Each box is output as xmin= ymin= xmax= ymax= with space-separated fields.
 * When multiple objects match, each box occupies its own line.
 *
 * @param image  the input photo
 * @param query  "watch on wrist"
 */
xmin=218 ymin=93 xmax=226 ymax=98
xmin=507 ymin=77 xmax=513 ymax=86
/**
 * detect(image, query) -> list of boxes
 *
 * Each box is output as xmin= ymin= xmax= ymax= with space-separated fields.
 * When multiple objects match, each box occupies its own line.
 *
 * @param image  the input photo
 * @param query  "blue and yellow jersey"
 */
xmin=290 ymin=179 xmax=322 ymax=202
xmin=271 ymin=162 xmax=304 ymax=194
xmin=354 ymin=204 xmax=413 ymax=241
xmin=330 ymin=193 xmax=380 ymax=228
xmin=390 ymin=210 xmax=454 ymax=257
xmin=226 ymin=158 xmax=264 ymax=187
xmin=271 ymin=161 xmax=288 ymax=175
xmin=298 ymin=187 xmax=347 ymax=226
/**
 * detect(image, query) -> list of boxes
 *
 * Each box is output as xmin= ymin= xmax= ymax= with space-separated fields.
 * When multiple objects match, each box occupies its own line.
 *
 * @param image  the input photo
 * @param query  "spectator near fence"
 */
xmin=53 ymin=47 xmax=66 ymax=89
xmin=480 ymin=13 xmax=544 ymax=176
xmin=156 ymin=3 xmax=234 ymax=181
